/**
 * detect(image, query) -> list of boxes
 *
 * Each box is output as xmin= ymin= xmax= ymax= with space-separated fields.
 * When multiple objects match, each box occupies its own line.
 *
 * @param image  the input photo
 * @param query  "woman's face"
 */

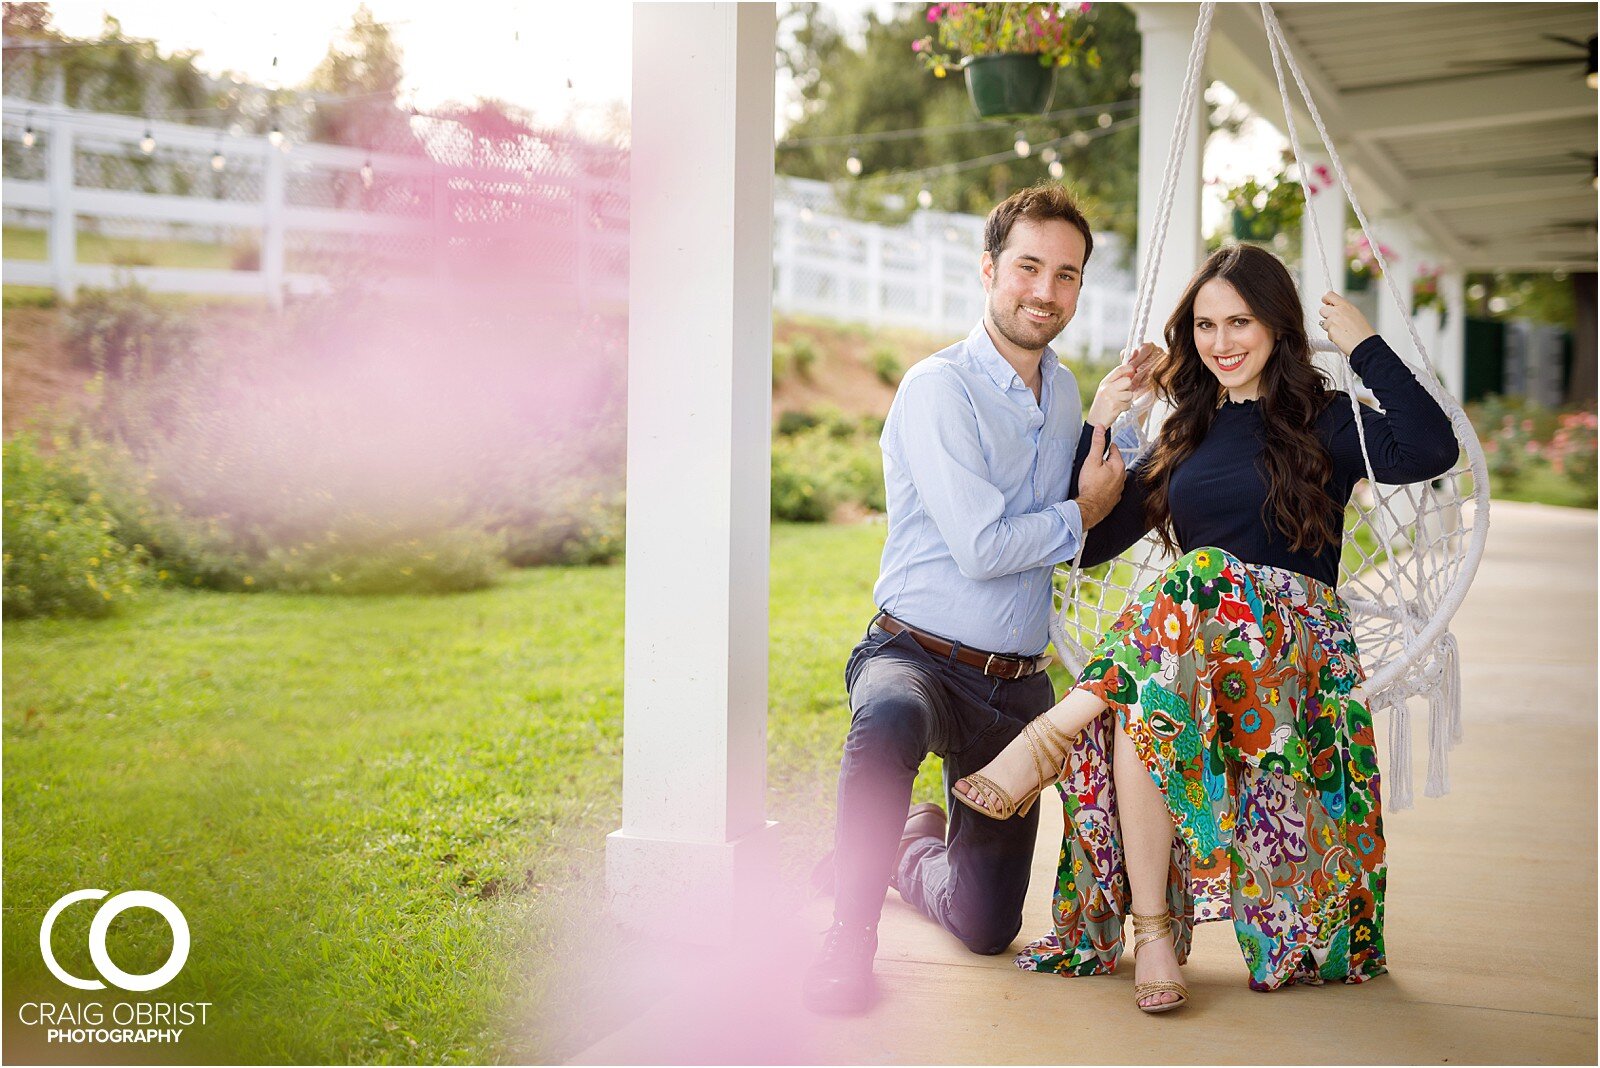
xmin=1192 ymin=278 xmax=1274 ymax=402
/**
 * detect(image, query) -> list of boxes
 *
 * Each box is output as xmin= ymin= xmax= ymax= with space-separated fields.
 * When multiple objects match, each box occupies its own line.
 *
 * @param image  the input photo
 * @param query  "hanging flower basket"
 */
xmin=963 ymin=54 xmax=1058 ymax=119
xmin=1230 ymin=206 xmax=1274 ymax=242
xmin=914 ymin=3 xmax=1099 ymax=120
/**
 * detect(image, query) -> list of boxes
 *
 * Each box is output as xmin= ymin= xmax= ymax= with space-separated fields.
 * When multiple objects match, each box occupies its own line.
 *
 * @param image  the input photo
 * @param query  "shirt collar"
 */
xmin=965 ymin=320 xmax=1058 ymax=394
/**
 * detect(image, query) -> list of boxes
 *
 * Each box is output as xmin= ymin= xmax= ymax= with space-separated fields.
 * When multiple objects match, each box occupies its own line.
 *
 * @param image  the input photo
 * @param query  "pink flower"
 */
xmin=1079 ymin=1 xmax=1093 ymax=12
xmin=912 ymin=38 xmax=926 ymax=51
xmin=928 ymin=4 xmax=945 ymax=22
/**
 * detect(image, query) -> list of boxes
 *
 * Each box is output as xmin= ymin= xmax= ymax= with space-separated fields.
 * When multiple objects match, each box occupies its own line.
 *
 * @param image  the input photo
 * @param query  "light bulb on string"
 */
xmin=22 ymin=122 xmax=35 ymax=149
xmin=1014 ymin=131 xmax=1031 ymax=157
xmin=211 ymin=148 xmax=226 ymax=171
xmin=1097 ymin=112 xmax=1112 ymax=128
xmin=139 ymin=128 xmax=156 ymax=155
xmin=1040 ymin=147 xmax=1057 ymax=164
xmin=1048 ymin=160 xmax=1064 ymax=180
xmin=360 ymin=159 xmax=374 ymax=189
xmin=845 ymin=151 xmax=862 ymax=177
xmin=917 ymin=187 xmax=933 ymax=209
xmin=1070 ymin=130 xmax=1091 ymax=148
xmin=268 ymin=123 xmax=285 ymax=149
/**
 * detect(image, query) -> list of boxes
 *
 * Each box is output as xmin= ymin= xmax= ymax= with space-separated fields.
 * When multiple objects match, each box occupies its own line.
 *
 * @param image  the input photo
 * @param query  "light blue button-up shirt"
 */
xmin=872 ymin=321 xmax=1140 ymax=657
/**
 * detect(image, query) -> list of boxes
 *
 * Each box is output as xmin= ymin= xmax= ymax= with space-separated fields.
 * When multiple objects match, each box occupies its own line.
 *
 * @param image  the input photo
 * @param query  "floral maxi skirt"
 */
xmin=1019 ymin=547 xmax=1386 ymax=990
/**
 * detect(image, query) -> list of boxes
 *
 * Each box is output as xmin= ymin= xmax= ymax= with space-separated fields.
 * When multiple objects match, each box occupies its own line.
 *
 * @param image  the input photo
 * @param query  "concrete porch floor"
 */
xmin=572 ymin=501 xmax=1596 ymax=1065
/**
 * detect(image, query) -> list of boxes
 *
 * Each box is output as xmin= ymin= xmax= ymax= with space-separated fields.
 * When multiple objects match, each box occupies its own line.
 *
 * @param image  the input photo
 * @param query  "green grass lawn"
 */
xmin=3 ymin=225 xmax=243 ymax=270
xmin=2 ymin=522 xmax=902 ymax=1064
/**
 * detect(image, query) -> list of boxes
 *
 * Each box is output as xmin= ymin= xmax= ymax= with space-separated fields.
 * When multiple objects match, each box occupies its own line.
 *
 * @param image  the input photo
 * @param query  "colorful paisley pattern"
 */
xmin=1019 ymin=547 xmax=1386 ymax=990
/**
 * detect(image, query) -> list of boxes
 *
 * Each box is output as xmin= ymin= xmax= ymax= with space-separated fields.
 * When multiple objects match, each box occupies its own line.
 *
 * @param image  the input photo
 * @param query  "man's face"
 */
xmin=980 ymin=217 xmax=1086 ymax=355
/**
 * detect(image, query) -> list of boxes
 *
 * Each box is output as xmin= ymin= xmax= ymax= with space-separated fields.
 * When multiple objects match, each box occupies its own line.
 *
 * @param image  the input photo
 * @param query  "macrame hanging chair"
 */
xmin=1049 ymin=1 xmax=1492 ymax=810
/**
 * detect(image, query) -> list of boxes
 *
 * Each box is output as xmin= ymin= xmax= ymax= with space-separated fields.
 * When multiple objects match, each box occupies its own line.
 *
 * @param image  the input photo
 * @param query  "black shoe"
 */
xmin=801 ymin=922 xmax=878 ymax=1015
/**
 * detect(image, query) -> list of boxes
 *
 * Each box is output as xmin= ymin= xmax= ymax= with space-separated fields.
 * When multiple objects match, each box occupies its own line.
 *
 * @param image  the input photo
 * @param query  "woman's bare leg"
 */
xmin=1113 ymin=723 xmax=1184 ymax=1007
xmin=952 ymin=686 xmax=1107 ymax=812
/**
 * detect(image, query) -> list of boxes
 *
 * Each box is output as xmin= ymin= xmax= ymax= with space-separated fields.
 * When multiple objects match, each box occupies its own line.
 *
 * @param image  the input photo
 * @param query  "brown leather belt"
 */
xmin=871 ymin=613 xmax=1052 ymax=680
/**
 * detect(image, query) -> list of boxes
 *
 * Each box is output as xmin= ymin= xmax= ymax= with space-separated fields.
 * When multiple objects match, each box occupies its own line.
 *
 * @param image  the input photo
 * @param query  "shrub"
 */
xmin=770 ymin=425 xmax=884 ymax=521
xmin=788 ymin=335 xmax=820 ymax=380
xmin=870 ymin=345 xmax=903 ymax=385
xmin=772 ymin=341 xmax=793 ymax=385
xmin=775 ymin=410 xmax=820 ymax=436
xmin=1547 ymin=410 xmax=1598 ymax=503
xmin=3 ymin=436 xmax=147 ymax=619
xmin=498 ymin=487 xmax=625 ymax=568
xmin=63 ymin=281 xmax=195 ymax=377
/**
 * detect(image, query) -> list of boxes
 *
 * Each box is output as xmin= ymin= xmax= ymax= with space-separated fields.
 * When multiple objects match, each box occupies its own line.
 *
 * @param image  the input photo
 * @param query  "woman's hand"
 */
xmin=1319 ymin=291 xmax=1377 ymax=357
xmin=1086 ymin=343 xmax=1159 ymax=427
xmin=1084 ymin=343 xmax=1160 ymax=427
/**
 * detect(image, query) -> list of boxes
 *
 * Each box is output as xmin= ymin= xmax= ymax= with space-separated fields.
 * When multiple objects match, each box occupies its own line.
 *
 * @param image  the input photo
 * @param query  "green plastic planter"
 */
xmin=962 ymin=53 xmax=1057 ymax=120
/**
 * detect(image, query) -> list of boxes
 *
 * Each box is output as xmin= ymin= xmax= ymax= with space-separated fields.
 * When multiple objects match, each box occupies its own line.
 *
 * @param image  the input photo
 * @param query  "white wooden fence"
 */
xmin=0 ymin=101 xmax=1135 ymax=360
xmin=0 ymin=97 xmax=630 ymax=309
xmin=774 ymin=176 xmax=1137 ymax=359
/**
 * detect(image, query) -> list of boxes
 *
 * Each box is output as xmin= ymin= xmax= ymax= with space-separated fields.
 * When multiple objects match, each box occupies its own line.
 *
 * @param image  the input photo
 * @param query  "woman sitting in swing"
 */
xmin=951 ymin=242 xmax=1457 ymax=1013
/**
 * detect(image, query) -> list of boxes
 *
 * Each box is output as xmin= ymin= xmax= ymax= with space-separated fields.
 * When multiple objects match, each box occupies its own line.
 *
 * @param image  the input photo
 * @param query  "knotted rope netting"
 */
xmin=1050 ymin=0 xmax=1491 ymax=810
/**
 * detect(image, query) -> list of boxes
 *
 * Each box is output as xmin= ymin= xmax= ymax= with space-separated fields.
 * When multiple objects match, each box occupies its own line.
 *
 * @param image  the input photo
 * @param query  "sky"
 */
xmin=45 ymin=0 xmax=635 ymax=130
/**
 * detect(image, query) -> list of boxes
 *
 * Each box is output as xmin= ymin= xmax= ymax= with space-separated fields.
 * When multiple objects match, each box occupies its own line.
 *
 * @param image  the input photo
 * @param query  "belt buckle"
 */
xmin=984 ymin=652 xmax=1016 ymax=679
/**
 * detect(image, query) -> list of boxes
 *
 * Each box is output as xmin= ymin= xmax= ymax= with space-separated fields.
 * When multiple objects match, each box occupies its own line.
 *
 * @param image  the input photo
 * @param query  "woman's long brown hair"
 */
xmin=1140 ymin=244 xmax=1339 ymax=555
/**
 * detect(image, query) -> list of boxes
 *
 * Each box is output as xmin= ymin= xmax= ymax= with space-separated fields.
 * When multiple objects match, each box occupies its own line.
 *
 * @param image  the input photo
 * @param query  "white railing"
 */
xmin=772 ymin=177 xmax=1136 ymax=360
xmin=1 ymin=99 xmax=1135 ymax=360
xmin=0 ymin=97 xmax=629 ymax=308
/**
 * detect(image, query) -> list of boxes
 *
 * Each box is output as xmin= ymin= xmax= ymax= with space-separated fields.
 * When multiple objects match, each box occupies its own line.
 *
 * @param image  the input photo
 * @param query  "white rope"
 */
xmin=1069 ymin=1 xmax=1215 ymax=604
xmin=1258 ymin=1 xmax=1416 ymax=649
xmin=1122 ymin=1 xmax=1217 ymax=358
xmin=1053 ymin=0 xmax=1493 ymax=808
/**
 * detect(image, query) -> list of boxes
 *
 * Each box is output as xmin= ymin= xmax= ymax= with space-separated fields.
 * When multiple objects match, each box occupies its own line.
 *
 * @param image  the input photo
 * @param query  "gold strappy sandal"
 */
xmin=953 ymin=714 xmax=1075 ymax=820
xmin=1129 ymin=911 xmax=1189 ymax=1014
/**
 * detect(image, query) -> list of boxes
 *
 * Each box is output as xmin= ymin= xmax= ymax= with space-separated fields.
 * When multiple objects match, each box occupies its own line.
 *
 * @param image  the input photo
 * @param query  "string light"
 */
xmin=1097 ymin=111 xmax=1112 ymax=127
xmin=210 ymin=147 xmax=226 ymax=171
xmin=139 ymin=128 xmax=155 ymax=154
xmin=1040 ymin=147 xmax=1057 ymax=164
xmin=845 ymin=150 xmax=862 ymax=176
xmin=360 ymin=158 xmax=374 ymax=189
xmin=1048 ymin=160 xmax=1064 ymax=180
xmin=917 ymin=187 xmax=933 ymax=209
xmin=21 ymin=112 xmax=35 ymax=148
xmin=1013 ymin=130 xmax=1031 ymax=157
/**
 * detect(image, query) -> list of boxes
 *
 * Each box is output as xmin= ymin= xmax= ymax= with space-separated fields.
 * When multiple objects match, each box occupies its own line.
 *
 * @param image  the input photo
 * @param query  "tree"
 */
xmin=305 ymin=5 xmax=416 ymax=153
xmin=776 ymin=2 xmax=1142 ymax=248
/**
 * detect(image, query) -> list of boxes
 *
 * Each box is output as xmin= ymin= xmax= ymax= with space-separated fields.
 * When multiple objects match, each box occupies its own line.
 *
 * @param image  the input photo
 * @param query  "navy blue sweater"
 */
xmin=1072 ymin=334 xmax=1458 ymax=586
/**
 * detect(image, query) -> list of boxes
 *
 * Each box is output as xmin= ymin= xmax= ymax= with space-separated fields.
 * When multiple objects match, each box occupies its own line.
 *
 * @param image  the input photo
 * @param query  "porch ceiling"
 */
xmin=1195 ymin=1 xmax=1598 ymax=273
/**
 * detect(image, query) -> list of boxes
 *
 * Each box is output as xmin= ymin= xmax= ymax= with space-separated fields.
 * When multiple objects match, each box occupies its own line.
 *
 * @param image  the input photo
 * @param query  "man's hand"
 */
xmin=1085 ymin=343 xmax=1159 ymax=427
xmin=1076 ymin=425 xmax=1125 ymax=528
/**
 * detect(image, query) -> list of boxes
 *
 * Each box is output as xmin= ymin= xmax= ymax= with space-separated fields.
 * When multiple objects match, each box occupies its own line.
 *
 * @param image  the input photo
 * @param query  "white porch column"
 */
xmin=1298 ymin=150 xmax=1347 ymax=316
xmin=1374 ymin=216 xmax=1418 ymax=362
xmin=1134 ymin=4 xmax=1205 ymax=346
xmin=1439 ymin=267 xmax=1467 ymax=401
xmin=607 ymin=2 xmax=779 ymax=943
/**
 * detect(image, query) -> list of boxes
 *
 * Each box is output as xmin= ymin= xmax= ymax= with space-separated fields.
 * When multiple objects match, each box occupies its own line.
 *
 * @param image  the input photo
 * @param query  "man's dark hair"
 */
xmin=982 ymin=184 xmax=1095 ymax=269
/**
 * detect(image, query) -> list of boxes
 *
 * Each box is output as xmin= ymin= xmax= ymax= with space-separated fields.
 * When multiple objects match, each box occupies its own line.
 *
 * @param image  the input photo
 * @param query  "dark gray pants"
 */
xmin=831 ymin=622 xmax=1054 ymax=954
